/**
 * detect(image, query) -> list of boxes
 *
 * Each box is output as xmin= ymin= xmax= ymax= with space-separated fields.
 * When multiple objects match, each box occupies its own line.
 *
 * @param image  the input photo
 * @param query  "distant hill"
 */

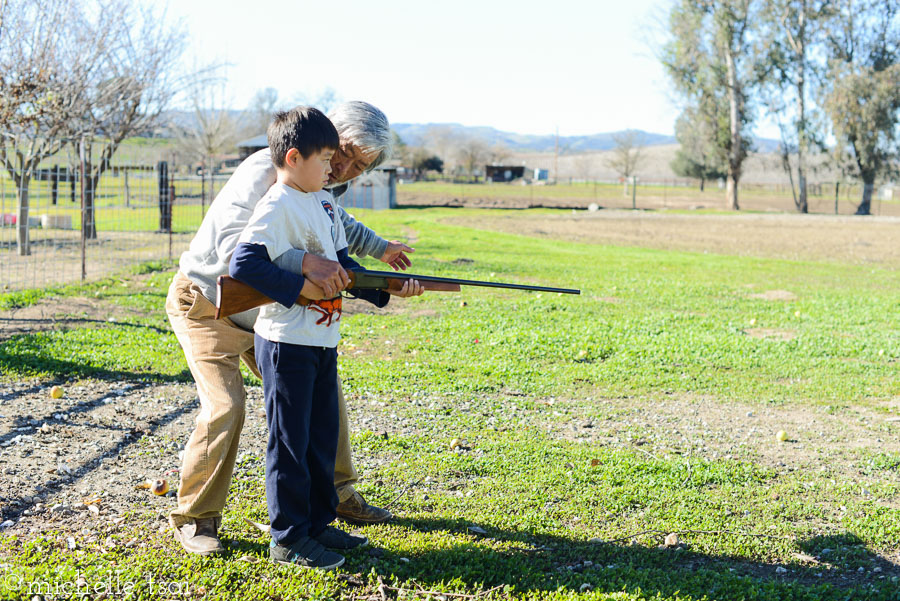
xmin=156 ymin=112 xmax=779 ymax=154
xmin=392 ymin=122 xmax=780 ymax=154
xmin=391 ymin=123 xmax=675 ymax=153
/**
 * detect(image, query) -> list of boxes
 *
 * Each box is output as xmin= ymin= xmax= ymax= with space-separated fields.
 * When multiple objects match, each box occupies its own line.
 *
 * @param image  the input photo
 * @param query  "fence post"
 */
xmin=51 ymin=166 xmax=58 ymax=205
xmin=631 ymin=176 xmax=637 ymax=210
xmin=201 ymin=164 xmax=206 ymax=219
xmin=80 ymin=139 xmax=87 ymax=281
xmin=124 ymin=169 xmax=130 ymax=208
xmin=168 ymin=184 xmax=175 ymax=259
xmin=158 ymin=161 xmax=171 ymax=233
xmin=834 ymin=182 xmax=839 ymax=215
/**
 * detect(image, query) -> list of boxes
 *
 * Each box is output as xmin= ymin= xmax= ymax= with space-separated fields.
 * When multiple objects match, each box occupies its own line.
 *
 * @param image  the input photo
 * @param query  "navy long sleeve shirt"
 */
xmin=229 ymin=243 xmax=389 ymax=309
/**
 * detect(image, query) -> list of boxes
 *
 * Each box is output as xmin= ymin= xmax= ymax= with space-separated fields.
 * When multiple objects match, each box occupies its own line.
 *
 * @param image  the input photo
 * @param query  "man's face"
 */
xmin=328 ymin=142 xmax=380 ymax=185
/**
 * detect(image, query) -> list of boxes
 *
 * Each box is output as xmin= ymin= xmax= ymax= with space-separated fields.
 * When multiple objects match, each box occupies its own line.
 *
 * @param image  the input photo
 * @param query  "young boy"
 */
xmin=229 ymin=107 xmax=387 ymax=569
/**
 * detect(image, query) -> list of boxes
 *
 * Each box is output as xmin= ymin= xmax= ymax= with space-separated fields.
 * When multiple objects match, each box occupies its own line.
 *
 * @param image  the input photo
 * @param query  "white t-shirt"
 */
xmin=238 ymin=182 xmax=348 ymax=347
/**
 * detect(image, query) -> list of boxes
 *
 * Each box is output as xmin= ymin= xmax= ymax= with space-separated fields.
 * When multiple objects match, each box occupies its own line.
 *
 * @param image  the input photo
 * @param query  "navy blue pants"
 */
xmin=255 ymin=334 xmax=339 ymax=545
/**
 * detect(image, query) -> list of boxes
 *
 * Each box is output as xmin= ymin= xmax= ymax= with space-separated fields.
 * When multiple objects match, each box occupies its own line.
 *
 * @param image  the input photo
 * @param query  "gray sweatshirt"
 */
xmin=179 ymin=148 xmax=389 ymax=330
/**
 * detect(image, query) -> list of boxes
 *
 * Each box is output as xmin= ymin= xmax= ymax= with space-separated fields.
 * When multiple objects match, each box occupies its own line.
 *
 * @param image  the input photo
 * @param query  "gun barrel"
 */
xmin=352 ymin=268 xmax=580 ymax=295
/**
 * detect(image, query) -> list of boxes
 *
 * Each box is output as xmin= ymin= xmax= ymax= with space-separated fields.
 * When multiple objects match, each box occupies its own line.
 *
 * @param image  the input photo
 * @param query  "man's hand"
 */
xmin=380 ymin=240 xmax=414 ymax=271
xmin=388 ymin=279 xmax=424 ymax=297
xmin=302 ymin=253 xmax=350 ymax=298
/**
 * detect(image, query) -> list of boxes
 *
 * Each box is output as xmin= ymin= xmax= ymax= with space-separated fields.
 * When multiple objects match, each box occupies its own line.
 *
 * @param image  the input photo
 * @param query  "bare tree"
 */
xmin=174 ymin=77 xmax=245 ymax=167
xmin=573 ymin=153 xmax=597 ymax=182
xmin=486 ymin=144 xmax=511 ymax=165
xmin=296 ymin=87 xmax=340 ymax=114
xmin=605 ymin=130 xmax=646 ymax=190
xmin=455 ymin=136 xmax=489 ymax=181
xmin=247 ymin=87 xmax=283 ymax=135
xmin=0 ymin=0 xmax=87 ymax=255
xmin=69 ymin=0 xmax=187 ymax=239
xmin=424 ymin=126 xmax=460 ymax=173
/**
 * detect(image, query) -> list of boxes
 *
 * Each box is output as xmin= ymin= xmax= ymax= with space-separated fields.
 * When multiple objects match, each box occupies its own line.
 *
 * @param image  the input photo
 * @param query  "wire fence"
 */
xmin=0 ymin=138 xmax=228 ymax=293
xmin=396 ymin=177 xmax=899 ymax=216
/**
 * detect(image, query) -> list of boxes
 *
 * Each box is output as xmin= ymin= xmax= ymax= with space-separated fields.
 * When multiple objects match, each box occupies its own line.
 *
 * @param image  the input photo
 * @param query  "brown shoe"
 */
xmin=172 ymin=517 xmax=224 ymax=556
xmin=336 ymin=490 xmax=392 ymax=525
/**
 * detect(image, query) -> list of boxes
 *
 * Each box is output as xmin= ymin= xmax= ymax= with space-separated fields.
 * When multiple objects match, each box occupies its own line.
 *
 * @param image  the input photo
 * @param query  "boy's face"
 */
xmin=285 ymin=147 xmax=335 ymax=193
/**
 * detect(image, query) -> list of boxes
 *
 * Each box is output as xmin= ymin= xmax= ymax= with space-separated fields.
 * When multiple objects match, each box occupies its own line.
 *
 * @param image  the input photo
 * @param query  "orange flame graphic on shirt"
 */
xmin=307 ymin=297 xmax=342 ymax=326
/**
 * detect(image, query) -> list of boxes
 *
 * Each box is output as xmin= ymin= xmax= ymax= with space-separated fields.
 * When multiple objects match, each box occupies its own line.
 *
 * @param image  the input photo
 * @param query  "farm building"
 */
xmin=339 ymin=167 xmax=397 ymax=210
xmin=485 ymin=165 xmax=526 ymax=182
xmin=236 ymin=134 xmax=268 ymax=160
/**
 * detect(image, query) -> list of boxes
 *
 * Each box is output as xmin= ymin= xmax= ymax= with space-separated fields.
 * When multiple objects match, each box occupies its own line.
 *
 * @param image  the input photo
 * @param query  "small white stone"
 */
xmin=775 ymin=566 xmax=788 ymax=574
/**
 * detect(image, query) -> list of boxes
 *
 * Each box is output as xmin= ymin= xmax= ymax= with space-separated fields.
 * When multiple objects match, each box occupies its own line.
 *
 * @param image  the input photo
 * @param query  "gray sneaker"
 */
xmin=270 ymin=537 xmax=345 ymax=570
xmin=314 ymin=525 xmax=368 ymax=550
xmin=172 ymin=517 xmax=224 ymax=556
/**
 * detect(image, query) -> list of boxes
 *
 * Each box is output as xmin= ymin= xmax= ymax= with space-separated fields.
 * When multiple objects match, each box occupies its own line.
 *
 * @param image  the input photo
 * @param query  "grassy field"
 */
xmin=398 ymin=181 xmax=900 ymax=216
xmin=0 ymin=208 xmax=898 ymax=600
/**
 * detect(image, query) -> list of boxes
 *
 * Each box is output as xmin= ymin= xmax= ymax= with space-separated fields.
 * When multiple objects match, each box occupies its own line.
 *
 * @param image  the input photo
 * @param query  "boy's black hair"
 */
xmin=267 ymin=106 xmax=340 ymax=168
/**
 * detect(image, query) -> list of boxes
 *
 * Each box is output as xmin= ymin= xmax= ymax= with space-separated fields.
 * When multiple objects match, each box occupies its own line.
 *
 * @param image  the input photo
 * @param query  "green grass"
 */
xmin=1 ymin=208 xmax=899 ymax=600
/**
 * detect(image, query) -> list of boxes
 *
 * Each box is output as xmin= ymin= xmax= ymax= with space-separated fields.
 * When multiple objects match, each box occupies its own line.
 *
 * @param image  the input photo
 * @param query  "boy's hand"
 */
xmin=388 ymin=279 xmax=424 ymax=297
xmin=299 ymin=279 xmax=327 ymax=301
xmin=380 ymin=241 xmax=414 ymax=271
xmin=302 ymin=253 xmax=349 ymax=297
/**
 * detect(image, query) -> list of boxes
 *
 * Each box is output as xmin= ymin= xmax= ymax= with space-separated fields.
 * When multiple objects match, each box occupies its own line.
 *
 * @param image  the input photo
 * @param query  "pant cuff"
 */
xmin=335 ymin=484 xmax=356 ymax=503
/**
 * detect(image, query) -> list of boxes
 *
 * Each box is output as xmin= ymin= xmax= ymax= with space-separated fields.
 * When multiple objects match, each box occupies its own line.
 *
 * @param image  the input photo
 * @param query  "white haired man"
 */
xmin=166 ymin=101 xmax=420 ymax=556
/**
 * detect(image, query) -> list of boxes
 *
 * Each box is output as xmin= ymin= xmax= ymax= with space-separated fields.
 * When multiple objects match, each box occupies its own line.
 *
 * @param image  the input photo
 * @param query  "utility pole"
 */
xmin=554 ymin=127 xmax=559 ymax=185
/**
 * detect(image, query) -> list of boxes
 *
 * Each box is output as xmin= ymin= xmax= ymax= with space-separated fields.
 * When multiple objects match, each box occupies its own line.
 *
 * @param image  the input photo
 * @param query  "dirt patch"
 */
xmin=0 ymin=296 xmax=145 ymax=341
xmin=745 ymin=328 xmax=797 ymax=341
xmin=750 ymin=290 xmax=798 ymax=301
xmin=441 ymin=211 xmax=900 ymax=268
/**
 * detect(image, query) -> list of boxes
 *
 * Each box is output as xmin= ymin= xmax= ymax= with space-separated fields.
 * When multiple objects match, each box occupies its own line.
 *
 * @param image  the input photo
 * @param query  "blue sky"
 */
xmin=169 ymin=0 xmax=689 ymax=137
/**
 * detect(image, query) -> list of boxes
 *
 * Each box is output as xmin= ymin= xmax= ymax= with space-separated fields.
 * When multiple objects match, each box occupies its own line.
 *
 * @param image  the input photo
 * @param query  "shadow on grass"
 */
xmin=317 ymin=516 xmax=896 ymax=601
xmin=0 ymin=316 xmax=172 ymax=337
xmin=0 ymin=336 xmax=192 ymax=382
xmin=223 ymin=513 xmax=898 ymax=599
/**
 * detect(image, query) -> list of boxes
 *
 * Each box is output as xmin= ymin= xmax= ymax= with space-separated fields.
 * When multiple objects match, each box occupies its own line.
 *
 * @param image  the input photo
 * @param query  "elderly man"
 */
xmin=166 ymin=101 xmax=419 ymax=556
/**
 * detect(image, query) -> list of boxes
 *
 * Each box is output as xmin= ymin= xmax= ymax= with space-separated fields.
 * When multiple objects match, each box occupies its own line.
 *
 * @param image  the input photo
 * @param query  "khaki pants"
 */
xmin=166 ymin=272 xmax=359 ymax=527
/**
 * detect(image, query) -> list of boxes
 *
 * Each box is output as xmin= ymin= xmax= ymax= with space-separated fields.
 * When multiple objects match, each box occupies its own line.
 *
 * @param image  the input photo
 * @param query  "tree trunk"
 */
xmin=856 ymin=179 xmax=874 ymax=215
xmin=700 ymin=178 xmax=705 ymax=192
xmin=725 ymin=48 xmax=742 ymax=211
xmin=797 ymin=171 xmax=808 ymax=213
xmin=795 ymin=14 xmax=809 ymax=214
xmin=726 ymin=175 xmax=739 ymax=211
xmin=16 ymin=175 xmax=31 ymax=256
xmin=84 ymin=179 xmax=97 ymax=239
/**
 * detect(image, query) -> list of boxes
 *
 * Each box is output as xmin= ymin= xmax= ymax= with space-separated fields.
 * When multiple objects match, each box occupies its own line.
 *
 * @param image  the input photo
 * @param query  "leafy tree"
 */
xmin=821 ymin=0 xmax=900 ymax=215
xmin=412 ymin=151 xmax=443 ymax=176
xmin=663 ymin=0 xmax=760 ymax=210
xmin=670 ymin=105 xmax=728 ymax=190
xmin=758 ymin=0 xmax=832 ymax=213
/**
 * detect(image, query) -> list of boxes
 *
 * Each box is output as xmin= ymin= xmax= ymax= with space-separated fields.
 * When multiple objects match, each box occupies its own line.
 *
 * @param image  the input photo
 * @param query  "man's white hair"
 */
xmin=328 ymin=101 xmax=393 ymax=171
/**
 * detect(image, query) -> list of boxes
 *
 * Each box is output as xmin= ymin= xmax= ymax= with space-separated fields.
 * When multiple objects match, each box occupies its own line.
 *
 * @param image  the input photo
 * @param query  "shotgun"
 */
xmin=215 ymin=267 xmax=580 ymax=319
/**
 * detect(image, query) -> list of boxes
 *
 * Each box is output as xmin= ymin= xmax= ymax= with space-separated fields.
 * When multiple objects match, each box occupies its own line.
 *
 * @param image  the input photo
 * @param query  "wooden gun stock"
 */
xmin=215 ymin=273 xmax=462 ymax=320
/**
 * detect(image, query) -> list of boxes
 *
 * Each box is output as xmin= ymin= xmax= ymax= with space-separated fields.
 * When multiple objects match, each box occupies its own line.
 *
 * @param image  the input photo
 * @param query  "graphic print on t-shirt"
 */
xmin=308 ymin=297 xmax=342 ymax=326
